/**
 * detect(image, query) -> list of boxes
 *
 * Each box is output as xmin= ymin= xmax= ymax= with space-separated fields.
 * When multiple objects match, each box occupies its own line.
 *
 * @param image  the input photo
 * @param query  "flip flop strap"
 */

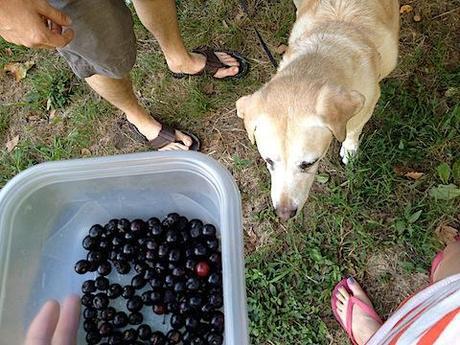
xmin=193 ymin=47 xmax=231 ymax=76
xmin=346 ymin=296 xmax=383 ymax=344
xmin=149 ymin=126 xmax=176 ymax=149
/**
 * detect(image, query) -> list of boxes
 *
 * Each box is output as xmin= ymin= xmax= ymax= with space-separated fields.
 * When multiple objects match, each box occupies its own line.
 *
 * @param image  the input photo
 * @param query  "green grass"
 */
xmin=1 ymin=1 xmax=460 ymax=344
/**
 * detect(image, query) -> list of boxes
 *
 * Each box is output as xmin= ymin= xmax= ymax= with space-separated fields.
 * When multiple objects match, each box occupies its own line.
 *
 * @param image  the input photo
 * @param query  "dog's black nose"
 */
xmin=276 ymin=207 xmax=298 ymax=221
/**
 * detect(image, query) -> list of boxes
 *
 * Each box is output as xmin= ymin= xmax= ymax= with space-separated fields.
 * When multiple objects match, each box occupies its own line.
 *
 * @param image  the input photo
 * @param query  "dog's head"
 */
xmin=237 ymin=78 xmax=364 ymax=220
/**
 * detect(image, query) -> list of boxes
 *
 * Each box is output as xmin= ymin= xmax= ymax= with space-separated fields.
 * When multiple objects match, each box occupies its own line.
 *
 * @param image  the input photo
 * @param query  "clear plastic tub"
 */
xmin=0 ymin=152 xmax=248 ymax=345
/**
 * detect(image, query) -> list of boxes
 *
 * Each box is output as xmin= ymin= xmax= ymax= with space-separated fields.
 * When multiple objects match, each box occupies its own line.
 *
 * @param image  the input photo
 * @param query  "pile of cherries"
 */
xmin=74 ymin=214 xmax=224 ymax=345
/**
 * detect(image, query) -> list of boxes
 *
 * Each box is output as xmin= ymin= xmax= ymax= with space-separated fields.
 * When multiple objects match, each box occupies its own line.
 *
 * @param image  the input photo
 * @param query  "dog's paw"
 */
xmin=340 ymin=141 xmax=358 ymax=165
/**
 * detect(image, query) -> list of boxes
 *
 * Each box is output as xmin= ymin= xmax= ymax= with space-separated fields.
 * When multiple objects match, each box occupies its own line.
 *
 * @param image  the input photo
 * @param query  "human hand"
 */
xmin=0 ymin=0 xmax=74 ymax=49
xmin=25 ymin=295 xmax=81 ymax=345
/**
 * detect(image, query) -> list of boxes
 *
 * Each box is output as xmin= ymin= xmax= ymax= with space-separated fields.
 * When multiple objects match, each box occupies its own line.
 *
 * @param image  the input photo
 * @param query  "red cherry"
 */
xmin=195 ymin=261 xmax=210 ymax=277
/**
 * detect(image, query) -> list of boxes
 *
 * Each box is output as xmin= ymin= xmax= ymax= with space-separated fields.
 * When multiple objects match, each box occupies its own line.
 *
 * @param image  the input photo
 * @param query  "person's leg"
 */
xmin=335 ymin=277 xmax=382 ymax=345
xmin=432 ymin=241 xmax=460 ymax=283
xmin=85 ymin=74 xmax=192 ymax=150
xmin=131 ymin=0 xmax=240 ymax=79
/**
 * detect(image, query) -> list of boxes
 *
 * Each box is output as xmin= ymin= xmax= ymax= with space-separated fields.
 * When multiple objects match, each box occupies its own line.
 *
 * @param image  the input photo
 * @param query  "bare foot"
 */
xmin=126 ymin=109 xmax=193 ymax=151
xmin=167 ymin=51 xmax=240 ymax=79
xmin=336 ymin=277 xmax=382 ymax=345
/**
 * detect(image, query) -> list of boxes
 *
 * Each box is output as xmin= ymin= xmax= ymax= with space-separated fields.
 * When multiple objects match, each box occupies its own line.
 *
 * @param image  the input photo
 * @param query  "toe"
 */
xmin=175 ymin=130 xmax=193 ymax=147
xmin=337 ymin=291 xmax=348 ymax=304
xmin=158 ymin=142 xmax=190 ymax=152
xmin=338 ymin=287 xmax=350 ymax=300
xmin=215 ymin=52 xmax=239 ymax=66
xmin=213 ymin=66 xmax=240 ymax=79
xmin=347 ymin=277 xmax=373 ymax=306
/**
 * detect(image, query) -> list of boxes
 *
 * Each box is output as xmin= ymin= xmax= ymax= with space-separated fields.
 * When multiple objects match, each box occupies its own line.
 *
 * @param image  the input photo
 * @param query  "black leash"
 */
xmin=239 ymin=0 xmax=278 ymax=69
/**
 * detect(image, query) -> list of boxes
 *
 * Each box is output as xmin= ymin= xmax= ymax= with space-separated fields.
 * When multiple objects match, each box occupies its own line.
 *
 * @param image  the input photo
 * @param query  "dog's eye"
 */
xmin=265 ymin=158 xmax=274 ymax=168
xmin=299 ymin=161 xmax=315 ymax=172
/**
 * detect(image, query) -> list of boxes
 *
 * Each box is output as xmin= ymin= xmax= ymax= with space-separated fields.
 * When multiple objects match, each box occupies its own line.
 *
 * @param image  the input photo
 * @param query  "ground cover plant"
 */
xmin=0 ymin=1 xmax=459 ymax=343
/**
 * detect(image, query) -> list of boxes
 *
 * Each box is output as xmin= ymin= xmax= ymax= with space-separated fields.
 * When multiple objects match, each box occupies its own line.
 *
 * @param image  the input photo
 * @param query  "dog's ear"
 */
xmin=236 ymin=93 xmax=261 ymax=144
xmin=316 ymin=84 xmax=365 ymax=142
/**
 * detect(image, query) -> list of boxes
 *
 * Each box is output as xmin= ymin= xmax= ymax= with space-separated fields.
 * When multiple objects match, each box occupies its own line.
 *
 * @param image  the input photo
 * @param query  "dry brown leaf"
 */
xmin=4 ymin=61 xmax=35 ymax=81
xmin=400 ymin=5 xmax=413 ymax=14
xmin=203 ymin=83 xmax=216 ymax=96
xmin=435 ymin=224 xmax=459 ymax=244
xmin=413 ymin=13 xmax=422 ymax=22
xmin=276 ymin=44 xmax=288 ymax=55
xmin=5 ymin=48 xmax=13 ymax=57
xmin=5 ymin=135 xmax=19 ymax=152
xmin=81 ymin=148 xmax=92 ymax=156
xmin=405 ymin=171 xmax=424 ymax=180
xmin=393 ymin=165 xmax=407 ymax=176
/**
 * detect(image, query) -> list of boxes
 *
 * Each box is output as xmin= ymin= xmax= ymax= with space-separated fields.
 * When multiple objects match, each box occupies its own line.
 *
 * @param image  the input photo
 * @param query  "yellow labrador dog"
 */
xmin=237 ymin=0 xmax=399 ymax=220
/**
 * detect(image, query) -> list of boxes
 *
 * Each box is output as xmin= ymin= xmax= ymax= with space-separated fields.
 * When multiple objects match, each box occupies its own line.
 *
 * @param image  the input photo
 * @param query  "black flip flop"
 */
xmin=172 ymin=47 xmax=250 ymax=80
xmin=128 ymin=122 xmax=201 ymax=151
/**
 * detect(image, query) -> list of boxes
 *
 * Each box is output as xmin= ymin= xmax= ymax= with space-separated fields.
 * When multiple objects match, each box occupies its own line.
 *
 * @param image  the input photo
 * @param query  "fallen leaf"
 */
xmin=437 ymin=162 xmax=451 ymax=184
xmin=393 ymin=165 xmax=406 ymax=176
xmin=3 ymin=61 xmax=35 ymax=81
xmin=315 ymin=173 xmax=330 ymax=184
xmin=430 ymin=184 xmax=460 ymax=200
xmin=404 ymin=171 xmax=424 ymax=180
xmin=5 ymin=48 xmax=13 ymax=57
xmin=81 ymin=148 xmax=92 ymax=156
xmin=276 ymin=44 xmax=288 ymax=55
xmin=203 ymin=83 xmax=216 ymax=95
xmin=435 ymin=224 xmax=459 ymax=244
xmin=413 ymin=13 xmax=422 ymax=22
xmin=5 ymin=135 xmax=19 ymax=152
xmin=400 ymin=5 xmax=413 ymax=14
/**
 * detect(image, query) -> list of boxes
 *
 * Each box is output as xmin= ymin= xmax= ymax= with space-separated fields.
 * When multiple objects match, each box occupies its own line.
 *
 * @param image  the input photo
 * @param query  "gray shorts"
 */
xmin=50 ymin=0 xmax=137 ymax=79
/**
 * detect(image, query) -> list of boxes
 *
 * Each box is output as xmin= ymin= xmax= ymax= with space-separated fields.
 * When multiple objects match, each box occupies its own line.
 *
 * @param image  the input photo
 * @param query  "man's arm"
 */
xmin=0 ymin=0 xmax=74 ymax=49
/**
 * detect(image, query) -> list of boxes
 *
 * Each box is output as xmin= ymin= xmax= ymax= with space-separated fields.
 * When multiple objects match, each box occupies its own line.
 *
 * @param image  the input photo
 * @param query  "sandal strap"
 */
xmin=193 ymin=47 xmax=230 ymax=76
xmin=149 ymin=126 xmax=176 ymax=149
xmin=346 ymin=296 xmax=383 ymax=344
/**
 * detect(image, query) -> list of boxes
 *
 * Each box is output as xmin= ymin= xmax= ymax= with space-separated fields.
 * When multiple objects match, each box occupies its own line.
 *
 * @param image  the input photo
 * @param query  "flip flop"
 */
xmin=331 ymin=278 xmax=383 ymax=345
xmin=128 ymin=122 xmax=201 ymax=151
xmin=172 ymin=47 xmax=250 ymax=80
xmin=429 ymin=234 xmax=460 ymax=284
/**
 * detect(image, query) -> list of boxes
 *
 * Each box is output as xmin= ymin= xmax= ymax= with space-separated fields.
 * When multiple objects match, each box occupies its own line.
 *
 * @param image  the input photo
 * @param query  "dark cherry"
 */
xmin=137 ymin=324 xmax=152 ymax=341
xmin=95 ymin=276 xmax=109 ymax=290
xmin=201 ymin=303 xmax=214 ymax=320
xmin=114 ymin=260 xmax=130 ymax=274
xmin=143 ymin=268 xmax=156 ymax=280
xmin=111 ymin=235 xmax=124 ymax=247
xmin=86 ymin=331 xmax=101 ymax=344
xmin=81 ymin=293 xmax=94 ymax=307
xmin=98 ymin=322 xmax=113 ymax=337
xmin=193 ymin=243 xmax=207 ymax=257
xmin=100 ymin=307 xmax=116 ymax=321
xmin=182 ymin=332 xmax=194 ymax=344
xmin=210 ymin=311 xmax=225 ymax=332
xmin=209 ymin=252 xmax=221 ymax=266
xmin=170 ymin=314 xmax=185 ymax=329
xmin=179 ymin=301 xmax=192 ymax=314
xmin=97 ymin=261 xmax=112 ymax=276
xmin=107 ymin=283 xmax=123 ymax=299
xmin=172 ymin=267 xmax=186 ymax=277
xmin=150 ymin=223 xmax=164 ymax=237
xmin=108 ymin=250 xmax=118 ymax=261
xmin=150 ymin=289 xmax=162 ymax=303
xmin=150 ymin=331 xmax=167 ymax=345
xmin=208 ymin=273 xmax=222 ymax=287
xmin=134 ymin=262 xmax=148 ymax=274
xmin=174 ymin=281 xmax=186 ymax=293
xmin=84 ymin=319 xmax=98 ymax=332
xmin=153 ymin=303 xmax=166 ymax=315
xmin=74 ymin=260 xmax=90 ymax=274
xmin=131 ymin=274 xmax=147 ymax=289
xmin=195 ymin=261 xmax=210 ymax=277
xmin=145 ymin=250 xmax=156 ymax=261
xmin=186 ymin=259 xmax=197 ymax=271
xmin=113 ymin=312 xmax=129 ymax=328
xmin=180 ymin=230 xmax=191 ymax=243
xmin=107 ymin=332 xmax=123 ymax=345
xmin=166 ymin=330 xmax=182 ymax=344
xmin=185 ymin=248 xmax=195 ymax=258
xmin=124 ymin=231 xmax=135 ymax=241
xmin=207 ymin=333 xmax=224 ymax=345
xmin=163 ymin=289 xmax=176 ymax=304
xmin=141 ymin=290 xmax=154 ymax=306
xmin=185 ymin=315 xmax=200 ymax=331
xmin=117 ymin=218 xmax=131 ymax=232
xmin=145 ymin=239 xmax=158 ymax=251
xmin=130 ymin=219 xmax=146 ymax=236
xmin=122 ymin=285 xmax=135 ymax=299
xmin=82 ymin=280 xmax=96 ymax=294
xmin=164 ymin=274 xmax=175 ymax=288
xmin=98 ymin=239 xmax=111 ymax=252
xmin=209 ymin=294 xmax=223 ymax=309
xmin=147 ymin=217 xmax=160 ymax=228
xmin=83 ymin=307 xmax=97 ymax=320
xmin=189 ymin=294 xmax=203 ymax=309
xmin=93 ymin=293 xmax=109 ymax=310
xmin=122 ymin=328 xmax=138 ymax=341
xmin=190 ymin=336 xmax=205 ymax=345
xmin=88 ymin=261 xmax=99 ymax=272
xmin=89 ymin=224 xmax=104 ymax=238
xmin=127 ymin=295 xmax=143 ymax=312
xmin=189 ymin=219 xmax=203 ymax=233
xmin=162 ymin=213 xmax=180 ymax=227
xmin=206 ymin=238 xmax=219 ymax=251
xmin=166 ymin=301 xmax=179 ymax=313
xmin=154 ymin=261 xmax=168 ymax=276
xmin=203 ymin=224 xmax=217 ymax=237
xmin=128 ymin=311 xmax=143 ymax=325
xmin=165 ymin=230 xmax=179 ymax=243
xmin=186 ymin=277 xmax=201 ymax=290
xmin=177 ymin=216 xmax=188 ymax=230
xmin=82 ymin=236 xmax=97 ymax=250
xmin=87 ymin=250 xmax=104 ymax=263
xmin=168 ymin=248 xmax=181 ymax=262
xmin=158 ymin=244 xmax=169 ymax=259
xmin=149 ymin=276 xmax=163 ymax=289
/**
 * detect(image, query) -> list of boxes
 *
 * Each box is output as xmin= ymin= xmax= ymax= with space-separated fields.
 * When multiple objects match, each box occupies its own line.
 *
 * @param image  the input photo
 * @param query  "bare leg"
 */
xmin=85 ymin=74 xmax=192 ymax=150
xmin=432 ymin=241 xmax=460 ymax=283
xmin=132 ymin=0 xmax=240 ymax=79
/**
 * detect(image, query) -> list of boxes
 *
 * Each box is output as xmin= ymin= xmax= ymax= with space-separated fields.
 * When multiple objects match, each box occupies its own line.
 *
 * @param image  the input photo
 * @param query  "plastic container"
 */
xmin=0 ymin=152 xmax=248 ymax=345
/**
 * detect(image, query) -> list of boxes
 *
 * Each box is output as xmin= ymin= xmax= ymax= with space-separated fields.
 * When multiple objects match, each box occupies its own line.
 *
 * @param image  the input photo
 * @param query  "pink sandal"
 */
xmin=429 ymin=235 xmax=460 ymax=283
xmin=331 ymin=278 xmax=383 ymax=345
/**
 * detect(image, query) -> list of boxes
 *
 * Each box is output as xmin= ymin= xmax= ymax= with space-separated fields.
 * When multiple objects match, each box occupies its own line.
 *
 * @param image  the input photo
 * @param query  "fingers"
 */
xmin=52 ymin=295 xmax=81 ymax=345
xmin=38 ymin=2 xmax=72 ymax=27
xmin=25 ymin=300 xmax=60 ymax=345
